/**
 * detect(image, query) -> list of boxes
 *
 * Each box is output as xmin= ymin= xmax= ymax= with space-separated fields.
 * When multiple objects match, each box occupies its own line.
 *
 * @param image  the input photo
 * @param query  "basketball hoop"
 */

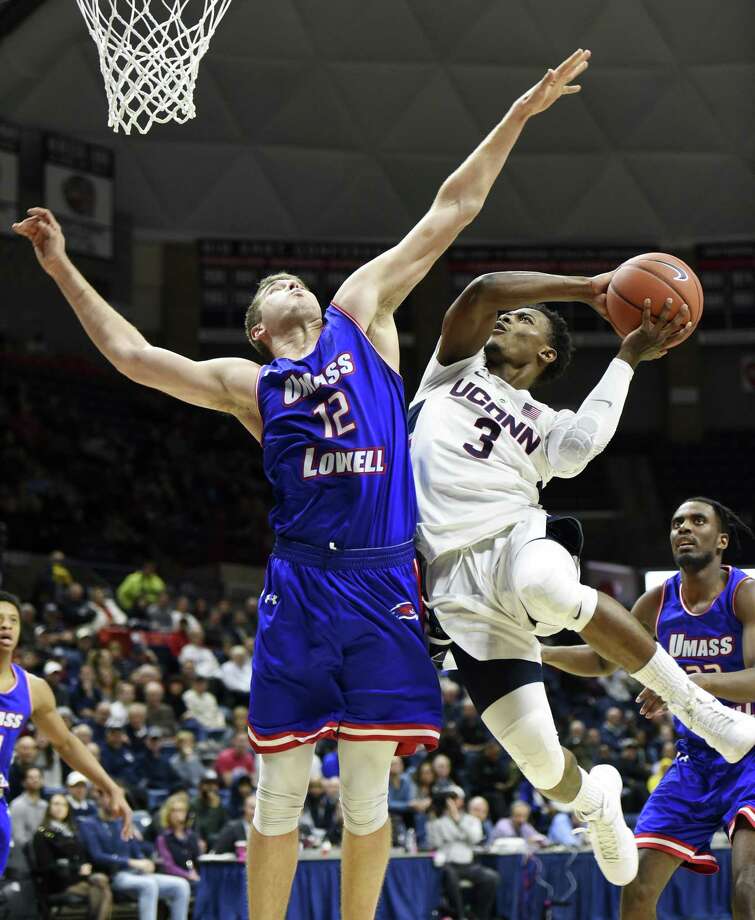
xmin=74 ymin=0 xmax=233 ymax=135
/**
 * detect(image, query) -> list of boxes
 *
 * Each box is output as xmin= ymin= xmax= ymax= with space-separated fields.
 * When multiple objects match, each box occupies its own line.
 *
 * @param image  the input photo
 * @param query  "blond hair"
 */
xmin=244 ymin=272 xmax=309 ymax=361
xmin=160 ymin=792 xmax=190 ymax=830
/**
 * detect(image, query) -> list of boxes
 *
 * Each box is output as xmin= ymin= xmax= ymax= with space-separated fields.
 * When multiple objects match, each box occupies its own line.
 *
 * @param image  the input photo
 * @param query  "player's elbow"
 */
xmin=114 ymin=344 xmax=155 ymax=383
xmin=546 ymin=422 xmax=599 ymax=477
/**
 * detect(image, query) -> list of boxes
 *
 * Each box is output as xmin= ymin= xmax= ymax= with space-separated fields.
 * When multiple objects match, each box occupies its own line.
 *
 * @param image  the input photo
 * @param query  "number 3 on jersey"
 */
xmin=463 ymin=417 xmax=501 ymax=459
xmin=313 ymin=392 xmax=356 ymax=438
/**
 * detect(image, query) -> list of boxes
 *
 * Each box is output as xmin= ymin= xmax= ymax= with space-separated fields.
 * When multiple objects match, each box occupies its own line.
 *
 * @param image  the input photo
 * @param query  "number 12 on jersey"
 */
xmin=313 ymin=392 xmax=355 ymax=438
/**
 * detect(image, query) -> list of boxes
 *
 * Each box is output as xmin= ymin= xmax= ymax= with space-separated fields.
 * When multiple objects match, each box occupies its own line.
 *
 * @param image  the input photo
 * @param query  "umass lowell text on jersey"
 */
xmin=659 ymin=566 xmax=754 ymax=747
xmin=256 ymin=304 xmax=417 ymax=550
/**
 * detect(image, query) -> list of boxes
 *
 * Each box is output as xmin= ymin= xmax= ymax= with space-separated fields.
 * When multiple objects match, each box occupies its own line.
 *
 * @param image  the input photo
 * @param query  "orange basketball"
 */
xmin=606 ymin=252 xmax=703 ymax=348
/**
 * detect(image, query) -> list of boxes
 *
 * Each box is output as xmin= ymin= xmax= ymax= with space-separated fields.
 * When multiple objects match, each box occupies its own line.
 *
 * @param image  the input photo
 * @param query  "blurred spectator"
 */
xmin=178 ymin=628 xmax=220 ymax=679
xmin=165 ymin=676 xmax=188 ymax=721
xmin=33 ymin=793 xmax=113 ymax=920
xmin=602 ymin=707 xmax=628 ymax=750
xmin=116 ymin=561 xmax=166 ymax=613
xmin=301 ymin=777 xmax=338 ymax=842
xmin=90 ymin=701 xmax=112 ymax=746
xmin=77 ymin=794 xmax=190 ymax=920
xmin=19 ymin=602 xmax=37 ymax=647
xmin=221 ymin=705 xmax=251 ymax=746
xmin=548 ymin=805 xmax=587 ymax=847
xmin=109 ymin=681 xmax=136 ymax=724
xmin=439 ymin=678 xmax=462 ymax=724
xmin=100 ymin=721 xmax=141 ymax=791
xmin=387 ymin=756 xmax=413 ymax=828
xmin=492 ymin=800 xmax=547 ymax=848
xmin=156 ymin=794 xmax=201 ymax=887
xmin=36 ymin=733 xmax=64 ymax=788
xmin=435 ymin=723 xmax=466 ymax=782
xmin=564 ymin=719 xmax=592 ymax=771
xmin=87 ymin=586 xmax=127 ymax=630
xmin=72 ymin=723 xmax=94 ymax=747
xmin=34 ymin=550 xmax=73 ymax=606
xmin=146 ymin=592 xmax=177 ymax=631
xmin=44 ymin=660 xmax=71 ymax=708
xmin=66 ymin=771 xmax=98 ymax=819
xmin=127 ymin=703 xmax=149 ymax=754
xmin=8 ymin=735 xmax=39 ymax=800
xmin=409 ymin=761 xmax=435 ymax=814
xmin=141 ymin=727 xmax=181 ymax=793
xmin=214 ymin=732 xmax=256 ymax=788
xmin=182 ymin=675 xmax=225 ymax=731
xmin=468 ymin=740 xmax=520 ymax=821
xmin=219 ymin=645 xmax=252 ymax=706
xmin=427 ymin=787 xmax=500 ymax=920
xmin=212 ymin=793 xmax=256 ymax=854
xmin=598 ymin=669 xmax=637 ymax=705
xmin=71 ymin=664 xmax=102 ymax=717
xmin=431 ymin=754 xmax=455 ymax=793
xmin=59 ymin=582 xmax=95 ymax=629
xmin=170 ymin=731 xmax=204 ymax=790
xmin=457 ymin=697 xmax=489 ymax=752
xmin=616 ymin=739 xmax=651 ymax=813
xmin=144 ymin=681 xmax=177 ymax=737
xmin=9 ymin=765 xmax=47 ymax=847
xmin=172 ymin=597 xmax=200 ymax=633
xmin=468 ymin=796 xmax=494 ymax=846
xmin=190 ymin=771 xmax=228 ymax=849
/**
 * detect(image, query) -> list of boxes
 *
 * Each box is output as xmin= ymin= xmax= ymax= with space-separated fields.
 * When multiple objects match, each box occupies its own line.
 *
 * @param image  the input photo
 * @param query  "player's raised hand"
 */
xmin=11 ymin=207 xmax=67 ymax=275
xmin=513 ymin=49 xmax=591 ymax=120
xmin=585 ymin=270 xmax=623 ymax=335
xmin=618 ymin=298 xmax=692 ymax=366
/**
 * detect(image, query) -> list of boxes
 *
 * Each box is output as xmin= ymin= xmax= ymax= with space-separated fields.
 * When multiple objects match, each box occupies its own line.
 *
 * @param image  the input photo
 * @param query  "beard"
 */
xmin=674 ymin=549 xmax=715 ymax=573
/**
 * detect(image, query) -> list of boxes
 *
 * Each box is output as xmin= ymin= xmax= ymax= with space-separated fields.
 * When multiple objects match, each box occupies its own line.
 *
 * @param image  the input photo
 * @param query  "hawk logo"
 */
xmin=391 ymin=602 xmax=419 ymax=621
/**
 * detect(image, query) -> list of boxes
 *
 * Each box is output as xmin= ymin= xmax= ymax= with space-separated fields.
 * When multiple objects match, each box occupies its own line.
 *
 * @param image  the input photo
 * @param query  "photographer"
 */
xmin=426 ymin=786 xmax=500 ymax=920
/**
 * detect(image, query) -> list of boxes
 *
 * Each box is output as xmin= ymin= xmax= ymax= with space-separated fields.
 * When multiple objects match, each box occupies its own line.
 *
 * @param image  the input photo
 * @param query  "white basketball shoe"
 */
xmin=576 ymin=764 xmax=638 ymax=887
xmin=669 ymin=682 xmax=755 ymax=764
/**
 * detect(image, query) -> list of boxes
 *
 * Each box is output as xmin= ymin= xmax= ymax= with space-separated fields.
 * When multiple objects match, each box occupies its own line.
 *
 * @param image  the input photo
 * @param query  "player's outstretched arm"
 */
xmin=29 ymin=675 xmax=133 ymax=837
xmin=334 ymin=51 xmax=591 ymax=346
xmin=437 ymin=270 xmax=610 ymax=364
xmin=542 ymin=588 xmax=660 ymax=676
xmin=12 ymin=209 xmax=261 ymax=429
xmin=545 ymin=299 xmax=692 ymax=478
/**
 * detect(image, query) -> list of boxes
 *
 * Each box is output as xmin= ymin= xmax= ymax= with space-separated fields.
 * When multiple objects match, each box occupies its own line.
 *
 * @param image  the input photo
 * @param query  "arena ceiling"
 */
xmin=1 ymin=0 xmax=754 ymax=244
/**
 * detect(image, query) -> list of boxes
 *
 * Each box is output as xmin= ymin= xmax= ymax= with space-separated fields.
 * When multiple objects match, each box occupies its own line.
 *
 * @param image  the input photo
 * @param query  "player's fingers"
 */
xmin=565 ymin=58 xmax=591 ymax=83
xmin=657 ymin=297 xmax=673 ymax=324
xmin=561 ymin=85 xmax=582 ymax=95
xmin=641 ymin=298 xmax=653 ymax=328
xmin=555 ymin=48 xmax=588 ymax=77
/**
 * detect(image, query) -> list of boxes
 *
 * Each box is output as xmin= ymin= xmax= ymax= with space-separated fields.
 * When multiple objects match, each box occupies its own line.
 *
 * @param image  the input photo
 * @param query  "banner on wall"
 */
xmin=0 ymin=121 xmax=20 ymax=236
xmin=44 ymin=133 xmax=114 ymax=258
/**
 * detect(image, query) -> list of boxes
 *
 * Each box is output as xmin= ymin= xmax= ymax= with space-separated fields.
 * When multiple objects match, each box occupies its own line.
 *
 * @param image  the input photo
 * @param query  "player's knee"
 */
xmin=340 ymin=788 xmax=389 ymax=837
xmin=620 ymin=874 xmax=661 ymax=918
xmin=512 ymin=539 xmax=596 ymax=631
xmin=252 ymin=751 xmax=311 ymax=837
xmin=493 ymin=708 xmax=565 ymax=790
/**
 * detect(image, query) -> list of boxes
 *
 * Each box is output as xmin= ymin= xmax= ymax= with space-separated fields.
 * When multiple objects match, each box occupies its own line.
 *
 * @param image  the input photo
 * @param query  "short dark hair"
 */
xmin=0 ymin=592 xmax=21 ymax=615
xmin=679 ymin=497 xmax=754 ymax=555
xmin=533 ymin=305 xmax=575 ymax=385
xmin=244 ymin=272 xmax=309 ymax=363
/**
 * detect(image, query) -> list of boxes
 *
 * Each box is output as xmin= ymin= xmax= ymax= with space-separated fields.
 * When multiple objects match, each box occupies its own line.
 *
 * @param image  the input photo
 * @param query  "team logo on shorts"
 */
xmin=391 ymin=602 xmax=419 ymax=621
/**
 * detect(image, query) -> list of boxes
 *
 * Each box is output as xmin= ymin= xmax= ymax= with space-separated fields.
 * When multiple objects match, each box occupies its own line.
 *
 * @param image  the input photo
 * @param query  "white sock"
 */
xmin=630 ymin=644 xmax=694 ymax=705
xmin=566 ymin=767 xmax=603 ymax=816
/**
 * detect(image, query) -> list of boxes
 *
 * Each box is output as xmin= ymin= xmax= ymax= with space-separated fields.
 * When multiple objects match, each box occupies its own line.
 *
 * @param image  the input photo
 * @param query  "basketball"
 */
xmin=606 ymin=252 xmax=703 ymax=347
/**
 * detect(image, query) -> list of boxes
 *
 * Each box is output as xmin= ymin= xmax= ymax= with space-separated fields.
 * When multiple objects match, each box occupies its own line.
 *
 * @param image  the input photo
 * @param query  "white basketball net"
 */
xmin=75 ymin=0 xmax=233 ymax=135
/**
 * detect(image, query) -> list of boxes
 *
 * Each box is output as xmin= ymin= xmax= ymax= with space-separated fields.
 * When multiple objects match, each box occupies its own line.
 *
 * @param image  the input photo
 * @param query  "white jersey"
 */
xmin=409 ymin=345 xmax=574 ymax=563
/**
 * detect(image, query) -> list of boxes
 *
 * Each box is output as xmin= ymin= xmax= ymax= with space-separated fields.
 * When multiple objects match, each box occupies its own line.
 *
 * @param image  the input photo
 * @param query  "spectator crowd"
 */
xmin=0 ymin=545 xmax=681 ymax=920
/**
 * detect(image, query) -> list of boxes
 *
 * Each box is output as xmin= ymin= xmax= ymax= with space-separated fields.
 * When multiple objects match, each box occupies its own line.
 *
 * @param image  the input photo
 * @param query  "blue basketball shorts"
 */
xmin=247 ymin=538 xmax=442 ymax=757
xmin=0 ymin=798 xmax=10 ymax=876
xmin=635 ymin=747 xmax=755 ymax=874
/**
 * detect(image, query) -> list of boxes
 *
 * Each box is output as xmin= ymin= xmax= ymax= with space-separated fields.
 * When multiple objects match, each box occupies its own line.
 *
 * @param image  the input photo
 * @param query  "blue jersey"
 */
xmin=256 ymin=304 xmax=417 ymax=550
xmin=0 ymin=664 xmax=32 ymax=790
xmin=657 ymin=566 xmax=754 ymax=759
